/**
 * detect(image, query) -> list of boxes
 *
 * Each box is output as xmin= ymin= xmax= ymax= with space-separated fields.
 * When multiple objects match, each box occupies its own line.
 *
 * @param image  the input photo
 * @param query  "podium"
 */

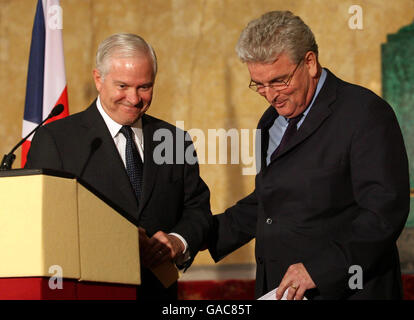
xmin=0 ymin=169 xmax=140 ymax=300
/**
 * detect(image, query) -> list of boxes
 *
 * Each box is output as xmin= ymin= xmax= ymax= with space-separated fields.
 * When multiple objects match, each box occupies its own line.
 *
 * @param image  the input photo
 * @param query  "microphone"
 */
xmin=79 ymin=137 xmax=102 ymax=179
xmin=49 ymin=103 xmax=64 ymax=118
xmin=0 ymin=104 xmax=65 ymax=170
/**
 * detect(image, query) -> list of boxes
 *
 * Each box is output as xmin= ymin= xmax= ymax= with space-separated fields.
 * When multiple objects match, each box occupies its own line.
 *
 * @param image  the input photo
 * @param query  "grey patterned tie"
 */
xmin=120 ymin=125 xmax=143 ymax=201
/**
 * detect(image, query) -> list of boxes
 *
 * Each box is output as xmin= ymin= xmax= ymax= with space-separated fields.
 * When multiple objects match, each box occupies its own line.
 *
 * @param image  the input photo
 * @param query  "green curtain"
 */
xmin=382 ymin=22 xmax=414 ymax=227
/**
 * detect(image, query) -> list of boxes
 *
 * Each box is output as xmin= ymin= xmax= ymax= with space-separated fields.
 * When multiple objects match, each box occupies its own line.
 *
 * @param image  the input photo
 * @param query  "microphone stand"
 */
xmin=0 ymin=104 xmax=64 ymax=171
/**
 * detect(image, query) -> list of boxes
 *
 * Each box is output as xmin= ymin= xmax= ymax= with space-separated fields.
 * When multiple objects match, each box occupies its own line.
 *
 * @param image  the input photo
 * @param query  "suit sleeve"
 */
xmin=304 ymin=97 xmax=410 ymax=298
xmin=168 ymin=137 xmax=212 ymax=265
xmin=207 ymin=120 xmax=264 ymax=263
xmin=25 ymin=126 xmax=63 ymax=170
xmin=208 ymin=190 xmax=258 ymax=262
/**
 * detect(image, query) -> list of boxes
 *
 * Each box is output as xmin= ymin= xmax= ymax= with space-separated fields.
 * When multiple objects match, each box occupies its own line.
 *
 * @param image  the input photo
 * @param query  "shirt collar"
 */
xmin=305 ymin=68 xmax=327 ymax=117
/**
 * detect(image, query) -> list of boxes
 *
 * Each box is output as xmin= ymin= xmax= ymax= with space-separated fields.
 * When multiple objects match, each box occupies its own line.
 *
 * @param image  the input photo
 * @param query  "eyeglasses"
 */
xmin=248 ymin=59 xmax=303 ymax=93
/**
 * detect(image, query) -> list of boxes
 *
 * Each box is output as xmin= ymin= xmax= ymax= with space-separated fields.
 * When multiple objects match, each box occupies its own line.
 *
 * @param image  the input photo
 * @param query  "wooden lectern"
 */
xmin=0 ymin=169 xmax=140 ymax=300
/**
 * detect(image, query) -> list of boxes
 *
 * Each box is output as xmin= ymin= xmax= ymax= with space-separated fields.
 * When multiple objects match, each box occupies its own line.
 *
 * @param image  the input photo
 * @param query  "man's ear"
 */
xmin=304 ymin=51 xmax=318 ymax=78
xmin=93 ymin=69 xmax=103 ymax=92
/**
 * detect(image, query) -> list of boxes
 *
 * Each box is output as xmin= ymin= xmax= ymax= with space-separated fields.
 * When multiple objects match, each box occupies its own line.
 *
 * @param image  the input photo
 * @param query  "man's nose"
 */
xmin=264 ymin=86 xmax=280 ymax=103
xmin=127 ymin=89 xmax=141 ymax=105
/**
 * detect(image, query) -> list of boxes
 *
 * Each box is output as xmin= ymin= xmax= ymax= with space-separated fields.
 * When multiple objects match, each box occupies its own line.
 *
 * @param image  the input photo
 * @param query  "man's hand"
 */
xmin=139 ymin=228 xmax=185 ymax=268
xmin=276 ymin=263 xmax=316 ymax=300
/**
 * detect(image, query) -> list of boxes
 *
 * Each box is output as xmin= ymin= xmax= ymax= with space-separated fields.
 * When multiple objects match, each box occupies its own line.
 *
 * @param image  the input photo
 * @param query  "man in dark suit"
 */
xmin=208 ymin=11 xmax=410 ymax=299
xmin=25 ymin=33 xmax=211 ymax=300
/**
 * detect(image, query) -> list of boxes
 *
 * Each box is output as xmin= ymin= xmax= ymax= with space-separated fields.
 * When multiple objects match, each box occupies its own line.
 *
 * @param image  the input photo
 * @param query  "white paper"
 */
xmin=258 ymin=287 xmax=308 ymax=300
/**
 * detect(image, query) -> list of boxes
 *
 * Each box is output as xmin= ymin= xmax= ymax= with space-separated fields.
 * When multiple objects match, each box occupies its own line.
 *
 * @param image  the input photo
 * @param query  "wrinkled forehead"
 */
xmin=102 ymin=51 xmax=156 ymax=79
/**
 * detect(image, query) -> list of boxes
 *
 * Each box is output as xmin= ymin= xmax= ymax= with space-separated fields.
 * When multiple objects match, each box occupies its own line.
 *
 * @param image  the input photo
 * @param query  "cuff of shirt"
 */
xmin=169 ymin=232 xmax=191 ymax=266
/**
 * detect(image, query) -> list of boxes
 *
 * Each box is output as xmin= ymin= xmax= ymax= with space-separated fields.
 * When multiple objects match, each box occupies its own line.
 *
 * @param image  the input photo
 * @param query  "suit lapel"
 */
xmin=269 ymin=69 xmax=337 ymax=162
xmin=257 ymin=106 xmax=279 ymax=170
xmin=138 ymin=114 xmax=159 ymax=216
xmin=79 ymin=102 xmax=140 ymax=223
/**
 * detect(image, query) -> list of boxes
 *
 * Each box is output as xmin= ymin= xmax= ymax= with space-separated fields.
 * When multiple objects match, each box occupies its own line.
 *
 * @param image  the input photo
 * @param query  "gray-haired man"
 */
xmin=26 ymin=33 xmax=211 ymax=300
xmin=208 ymin=11 xmax=409 ymax=300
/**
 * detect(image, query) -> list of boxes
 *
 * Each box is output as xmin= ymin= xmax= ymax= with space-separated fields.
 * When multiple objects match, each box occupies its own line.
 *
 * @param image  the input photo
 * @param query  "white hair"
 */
xmin=96 ymin=33 xmax=157 ymax=79
xmin=236 ymin=11 xmax=318 ymax=64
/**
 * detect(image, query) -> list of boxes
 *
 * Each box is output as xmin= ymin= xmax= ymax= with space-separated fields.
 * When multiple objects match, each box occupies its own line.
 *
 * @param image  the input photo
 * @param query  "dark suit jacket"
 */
xmin=25 ymin=101 xmax=211 ymax=299
xmin=209 ymin=69 xmax=410 ymax=299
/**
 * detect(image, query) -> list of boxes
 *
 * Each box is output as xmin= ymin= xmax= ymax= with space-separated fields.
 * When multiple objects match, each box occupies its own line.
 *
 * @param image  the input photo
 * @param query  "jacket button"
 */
xmin=266 ymin=218 xmax=272 ymax=225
